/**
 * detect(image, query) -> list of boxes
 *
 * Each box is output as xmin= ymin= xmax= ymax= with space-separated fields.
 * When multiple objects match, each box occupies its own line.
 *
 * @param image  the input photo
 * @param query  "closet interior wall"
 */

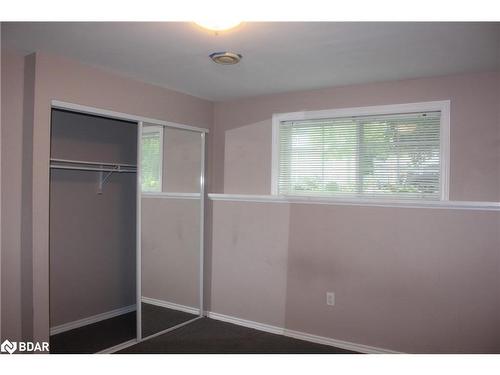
xmin=49 ymin=109 xmax=137 ymax=329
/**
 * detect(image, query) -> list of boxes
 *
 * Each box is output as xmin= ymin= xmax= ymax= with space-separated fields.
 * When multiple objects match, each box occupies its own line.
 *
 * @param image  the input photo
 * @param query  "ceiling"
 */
xmin=3 ymin=22 xmax=500 ymax=101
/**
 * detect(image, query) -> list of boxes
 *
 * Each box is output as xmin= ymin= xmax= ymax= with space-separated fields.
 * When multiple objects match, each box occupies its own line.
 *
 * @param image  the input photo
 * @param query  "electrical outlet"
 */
xmin=326 ymin=292 xmax=335 ymax=306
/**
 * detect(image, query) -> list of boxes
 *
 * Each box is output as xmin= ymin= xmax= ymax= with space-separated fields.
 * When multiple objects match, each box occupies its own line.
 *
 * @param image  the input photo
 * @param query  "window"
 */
xmin=272 ymin=101 xmax=450 ymax=201
xmin=141 ymin=125 xmax=163 ymax=192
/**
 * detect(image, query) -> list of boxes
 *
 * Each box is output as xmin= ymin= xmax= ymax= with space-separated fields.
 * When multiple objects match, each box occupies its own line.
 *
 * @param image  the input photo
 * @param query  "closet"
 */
xmin=49 ymin=109 xmax=138 ymax=353
xmin=47 ymin=103 xmax=207 ymax=353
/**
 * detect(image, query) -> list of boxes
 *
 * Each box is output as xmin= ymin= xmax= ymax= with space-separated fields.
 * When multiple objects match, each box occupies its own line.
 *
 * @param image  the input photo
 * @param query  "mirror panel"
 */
xmin=140 ymin=123 xmax=203 ymax=339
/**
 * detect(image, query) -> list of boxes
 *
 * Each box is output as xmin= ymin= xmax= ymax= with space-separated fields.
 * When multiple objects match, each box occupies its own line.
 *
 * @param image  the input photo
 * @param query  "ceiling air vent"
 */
xmin=209 ymin=52 xmax=242 ymax=65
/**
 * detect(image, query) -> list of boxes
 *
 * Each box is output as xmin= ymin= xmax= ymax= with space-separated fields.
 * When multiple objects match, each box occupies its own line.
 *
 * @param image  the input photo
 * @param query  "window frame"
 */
xmin=271 ymin=100 xmax=450 ymax=201
xmin=141 ymin=124 xmax=164 ymax=192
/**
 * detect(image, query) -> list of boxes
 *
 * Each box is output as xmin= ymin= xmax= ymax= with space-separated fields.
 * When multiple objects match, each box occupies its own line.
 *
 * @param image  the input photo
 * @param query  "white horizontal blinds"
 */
xmin=141 ymin=127 xmax=162 ymax=192
xmin=278 ymin=111 xmax=442 ymax=200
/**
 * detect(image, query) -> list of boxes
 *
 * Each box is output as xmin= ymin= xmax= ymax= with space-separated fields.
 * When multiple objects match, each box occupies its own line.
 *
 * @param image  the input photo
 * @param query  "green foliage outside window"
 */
xmin=141 ymin=130 xmax=162 ymax=192
xmin=279 ymin=111 xmax=441 ymax=199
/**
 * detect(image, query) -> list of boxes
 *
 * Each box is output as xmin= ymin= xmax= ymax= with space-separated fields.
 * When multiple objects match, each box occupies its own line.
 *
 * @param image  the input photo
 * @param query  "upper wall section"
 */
xmin=162 ymin=127 xmax=202 ymax=193
xmin=51 ymin=109 xmax=137 ymax=164
xmin=213 ymin=71 xmax=500 ymax=202
xmin=34 ymin=51 xmax=213 ymax=129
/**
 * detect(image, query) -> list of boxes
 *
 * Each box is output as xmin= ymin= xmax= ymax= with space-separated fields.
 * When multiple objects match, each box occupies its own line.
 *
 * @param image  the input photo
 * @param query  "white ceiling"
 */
xmin=3 ymin=22 xmax=500 ymax=101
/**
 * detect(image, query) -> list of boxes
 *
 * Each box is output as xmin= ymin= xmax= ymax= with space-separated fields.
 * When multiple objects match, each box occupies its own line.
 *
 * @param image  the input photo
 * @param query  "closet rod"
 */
xmin=50 ymin=158 xmax=137 ymax=168
xmin=50 ymin=165 xmax=136 ymax=173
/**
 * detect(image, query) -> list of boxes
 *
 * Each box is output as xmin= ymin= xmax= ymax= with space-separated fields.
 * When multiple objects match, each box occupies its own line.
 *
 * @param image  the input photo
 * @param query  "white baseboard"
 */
xmin=283 ymin=328 xmax=402 ymax=354
xmin=206 ymin=311 xmax=402 ymax=354
xmin=141 ymin=296 xmax=200 ymax=315
xmin=205 ymin=312 xmax=285 ymax=335
xmin=50 ymin=304 xmax=136 ymax=336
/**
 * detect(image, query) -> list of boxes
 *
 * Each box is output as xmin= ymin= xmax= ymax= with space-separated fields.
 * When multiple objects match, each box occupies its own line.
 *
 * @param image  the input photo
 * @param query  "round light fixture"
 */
xmin=194 ymin=21 xmax=241 ymax=32
xmin=209 ymin=52 xmax=242 ymax=65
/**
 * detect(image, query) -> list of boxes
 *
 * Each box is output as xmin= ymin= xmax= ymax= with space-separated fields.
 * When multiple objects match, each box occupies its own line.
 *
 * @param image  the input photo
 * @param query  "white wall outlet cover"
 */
xmin=327 ymin=292 xmax=335 ymax=306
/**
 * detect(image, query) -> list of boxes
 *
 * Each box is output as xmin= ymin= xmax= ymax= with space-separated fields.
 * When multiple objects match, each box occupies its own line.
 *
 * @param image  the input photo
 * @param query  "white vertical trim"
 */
xmin=136 ymin=121 xmax=143 ymax=341
xmin=199 ymin=132 xmax=206 ymax=316
xmin=356 ymin=119 xmax=363 ymax=194
xmin=440 ymin=100 xmax=451 ymax=200
xmin=271 ymin=114 xmax=280 ymax=195
xmin=0 ymin=32 xmax=2 ymax=340
xmin=160 ymin=126 xmax=165 ymax=192
xmin=141 ymin=124 xmax=164 ymax=193
xmin=271 ymin=100 xmax=452 ymax=201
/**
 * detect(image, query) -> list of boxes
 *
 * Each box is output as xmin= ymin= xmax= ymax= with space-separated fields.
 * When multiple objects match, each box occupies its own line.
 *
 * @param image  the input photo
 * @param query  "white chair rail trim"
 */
xmin=208 ymin=194 xmax=500 ymax=211
xmin=142 ymin=192 xmax=201 ymax=199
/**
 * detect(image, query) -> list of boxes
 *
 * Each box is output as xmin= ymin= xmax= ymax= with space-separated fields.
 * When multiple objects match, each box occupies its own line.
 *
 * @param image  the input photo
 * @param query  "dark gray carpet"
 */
xmin=50 ymin=303 xmax=196 ymax=354
xmin=142 ymin=303 xmax=197 ymax=338
xmin=51 ymin=305 xmax=357 ymax=354
xmin=118 ymin=317 xmax=357 ymax=354
xmin=50 ymin=312 xmax=136 ymax=354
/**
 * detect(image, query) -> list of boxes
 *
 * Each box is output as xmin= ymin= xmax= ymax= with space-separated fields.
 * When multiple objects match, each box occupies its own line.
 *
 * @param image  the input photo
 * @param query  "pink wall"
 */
xmin=161 ymin=127 xmax=202 ymax=193
xmin=50 ymin=171 xmax=136 ymax=326
xmin=214 ymin=71 xmax=500 ymax=201
xmin=141 ymin=198 xmax=200 ymax=308
xmin=210 ymin=201 xmax=290 ymax=327
xmin=210 ymin=200 xmax=500 ymax=353
xmin=286 ymin=204 xmax=500 ymax=353
xmin=1 ymin=48 xmax=24 ymax=341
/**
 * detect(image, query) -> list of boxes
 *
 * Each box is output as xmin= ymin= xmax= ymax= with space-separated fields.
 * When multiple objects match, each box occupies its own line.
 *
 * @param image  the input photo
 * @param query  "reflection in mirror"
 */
xmin=140 ymin=124 xmax=203 ymax=339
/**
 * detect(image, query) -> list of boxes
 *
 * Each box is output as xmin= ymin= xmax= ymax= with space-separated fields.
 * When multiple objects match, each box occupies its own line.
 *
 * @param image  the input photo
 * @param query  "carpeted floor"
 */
xmin=50 ymin=305 xmax=357 ymax=354
xmin=118 ymin=317 xmax=357 ymax=354
xmin=50 ymin=303 xmax=196 ymax=353
xmin=50 ymin=311 xmax=136 ymax=354
xmin=142 ymin=303 xmax=197 ymax=338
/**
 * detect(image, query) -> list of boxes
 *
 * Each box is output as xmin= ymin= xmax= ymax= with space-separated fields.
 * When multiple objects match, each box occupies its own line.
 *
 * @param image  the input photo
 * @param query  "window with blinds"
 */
xmin=276 ymin=108 xmax=445 ymax=200
xmin=141 ymin=125 xmax=163 ymax=192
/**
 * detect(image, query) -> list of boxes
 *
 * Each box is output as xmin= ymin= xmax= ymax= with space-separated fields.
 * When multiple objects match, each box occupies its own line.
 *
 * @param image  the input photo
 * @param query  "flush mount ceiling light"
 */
xmin=209 ymin=52 xmax=242 ymax=65
xmin=194 ymin=21 xmax=241 ymax=32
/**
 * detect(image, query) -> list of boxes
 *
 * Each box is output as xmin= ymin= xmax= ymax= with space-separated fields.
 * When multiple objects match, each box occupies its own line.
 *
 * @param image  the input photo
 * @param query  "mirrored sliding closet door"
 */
xmin=139 ymin=123 xmax=204 ymax=339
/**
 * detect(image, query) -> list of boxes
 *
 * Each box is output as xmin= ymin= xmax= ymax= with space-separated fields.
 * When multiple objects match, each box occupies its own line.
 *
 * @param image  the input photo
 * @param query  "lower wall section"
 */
xmin=49 ymin=171 xmax=136 ymax=327
xmin=286 ymin=204 xmax=500 ymax=353
xmin=210 ymin=200 xmax=500 ymax=353
xmin=141 ymin=197 xmax=200 ymax=309
xmin=210 ymin=202 xmax=290 ymax=328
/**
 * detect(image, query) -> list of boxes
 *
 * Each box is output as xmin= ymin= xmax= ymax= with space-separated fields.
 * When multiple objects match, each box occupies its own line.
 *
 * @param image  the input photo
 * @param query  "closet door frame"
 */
xmin=49 ymin=100 xmax=208 ymax=352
